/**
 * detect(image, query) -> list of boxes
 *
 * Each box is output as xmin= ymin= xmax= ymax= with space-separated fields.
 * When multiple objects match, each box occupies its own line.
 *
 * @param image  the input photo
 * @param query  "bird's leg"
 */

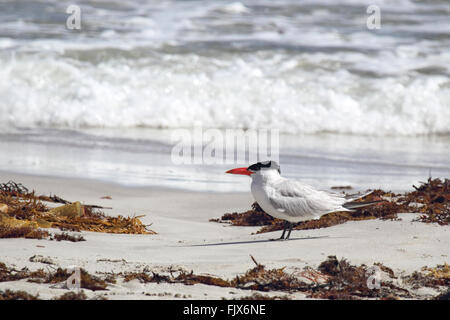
xmin=285 ymin=223 xmax=294 ymax=240
xmin=279 ymin=221 xmax=289 ymax=240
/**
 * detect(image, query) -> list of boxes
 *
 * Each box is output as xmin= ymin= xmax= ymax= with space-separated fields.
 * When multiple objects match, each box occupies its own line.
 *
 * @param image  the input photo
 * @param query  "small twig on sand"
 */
xmin=37 ymin=195 xmax=113 ymax=210
xmin=250 ymin=255 xmax=261 ymax=267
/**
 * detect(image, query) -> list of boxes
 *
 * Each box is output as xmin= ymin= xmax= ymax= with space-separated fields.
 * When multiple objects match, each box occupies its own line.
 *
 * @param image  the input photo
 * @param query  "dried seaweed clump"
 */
xmin=0 ymin=180 xmax=155 ymax=235
xmin=174 ymin=271 xmax=231 ymax=287
xmin=0 ymin=225 xmax=85 ymax=242
xmin=423 ymin=263 xmax=450 ymax=284
xmin=355 ymin=178 xmax=449 ymax=226
xmin=230 ymin=258 xmax=309 ymax=292
xmin=403 ymin=263 xmax=450 ymax=289
xmin=0 ymin=261 xmax=108 ymax=292
xmin=310 ymin=256 xmax=410 ymax=300
xmin=123 ymin=269 xmax=230 ymax=288
xmin=124 ymin=256 xmax=310 ymax=293
xmin=408 ymin=178 xmax=450 ymax=225
xmin=0 ymin=225 xmax=49 ymax=239
xmin=210 ymin=202 xmax=274 ymax=226
xmin=0 ymin=289 xmax=40 ymax=300
xmin=48 ymin=206 xmax=155 ymax=235
xmin=122 ymin=256 xmax=417 ymax=299
xmin=0 ymin=262 xmax=46 ymax=283
xmin=123 ymin=271 xmax=171 ymax=284
xmin=55 ymin=291 xmax=88 ymax=300
xmin=39 ymin=268 xmax=108 ymax=291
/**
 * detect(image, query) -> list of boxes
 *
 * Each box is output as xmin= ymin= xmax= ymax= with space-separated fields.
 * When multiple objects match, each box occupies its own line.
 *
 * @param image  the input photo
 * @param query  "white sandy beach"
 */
xmin=0 ymin=171 xmax=448 ymax=299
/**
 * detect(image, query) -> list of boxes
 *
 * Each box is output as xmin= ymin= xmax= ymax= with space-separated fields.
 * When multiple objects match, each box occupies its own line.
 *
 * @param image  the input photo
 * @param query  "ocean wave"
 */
xmin=1 ymin=0 xmax=449 ymax=136
xmin=0 ymin=50 xmax=449 ymax=136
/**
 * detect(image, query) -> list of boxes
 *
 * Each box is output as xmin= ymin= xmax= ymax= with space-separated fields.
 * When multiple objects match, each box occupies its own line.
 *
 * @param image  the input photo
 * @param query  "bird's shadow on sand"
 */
xmin=184 ymin=235 xmax=330 ymax=247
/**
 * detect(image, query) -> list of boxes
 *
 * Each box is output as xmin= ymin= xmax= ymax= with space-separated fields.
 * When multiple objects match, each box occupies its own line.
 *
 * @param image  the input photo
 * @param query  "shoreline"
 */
xmin=2 ymin=129 xmax=450 ymax=193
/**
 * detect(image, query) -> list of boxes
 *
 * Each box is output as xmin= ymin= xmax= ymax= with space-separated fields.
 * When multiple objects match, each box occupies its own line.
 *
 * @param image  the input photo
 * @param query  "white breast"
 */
xmin=251 ymin=177 xmax=290 ymax=221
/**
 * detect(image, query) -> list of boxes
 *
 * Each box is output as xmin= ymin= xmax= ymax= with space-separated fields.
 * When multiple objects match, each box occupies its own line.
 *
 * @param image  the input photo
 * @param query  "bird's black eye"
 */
xmin=248 ymin=161 xmax=273 ymax=171
xmin=247 ymin=163 xmax=261 ymax=171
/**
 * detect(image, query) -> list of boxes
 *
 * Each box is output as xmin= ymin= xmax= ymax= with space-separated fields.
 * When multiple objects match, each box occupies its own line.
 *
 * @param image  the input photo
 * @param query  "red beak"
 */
xmin=226 ymin=167 xmax=252 ymax=176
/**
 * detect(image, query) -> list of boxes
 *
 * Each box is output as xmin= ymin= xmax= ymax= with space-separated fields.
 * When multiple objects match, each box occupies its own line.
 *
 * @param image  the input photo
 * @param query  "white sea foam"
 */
xmin=217 ymin=2 xmax=251 ymax=14
xmin=0 ymin=0 xmax=449 ymax=136
xmin=0 ymin=50 xmax=449 ymax=135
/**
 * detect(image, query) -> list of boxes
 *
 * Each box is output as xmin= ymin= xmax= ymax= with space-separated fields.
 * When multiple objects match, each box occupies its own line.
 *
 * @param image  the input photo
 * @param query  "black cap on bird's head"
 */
xmin=247 ymin=160 xmax=280 ymax=174
xmin=226 ymin=160 xmax=280 ymax=176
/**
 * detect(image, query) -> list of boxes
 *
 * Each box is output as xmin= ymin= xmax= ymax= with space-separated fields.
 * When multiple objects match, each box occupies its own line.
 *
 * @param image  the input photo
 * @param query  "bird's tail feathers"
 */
xmin=343 ymin=200 xmax=384 ymax=210
xmin=344 ymin=190 xmax=375 ymax=202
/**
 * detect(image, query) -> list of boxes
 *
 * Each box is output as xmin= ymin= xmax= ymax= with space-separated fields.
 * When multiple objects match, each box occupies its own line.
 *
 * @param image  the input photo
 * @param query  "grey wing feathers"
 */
xmin=266 ymin=179 xmax=348 ymax=219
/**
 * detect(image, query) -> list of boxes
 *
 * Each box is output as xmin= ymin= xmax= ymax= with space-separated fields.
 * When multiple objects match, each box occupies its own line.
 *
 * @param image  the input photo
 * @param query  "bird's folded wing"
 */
xmin=267 ymin=179 xmax=347 ymax=218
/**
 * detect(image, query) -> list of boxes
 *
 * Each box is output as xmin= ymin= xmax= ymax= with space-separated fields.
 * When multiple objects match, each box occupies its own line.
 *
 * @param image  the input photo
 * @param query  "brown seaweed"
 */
xmin=42 ymin=268 xmax=108 ymax=291
xmin=1 ymin=257 xmax=447 ymax=300
xmin=1 ymin=262 xmax=108 ymax=291
xmin=55 ymin=291 xmax=88 ymax=300
xmin=0 ymin=181 xmax=155 ymax=235
xmin=0 ymin=289 xmax=40 ymax=300
xmin=0 ymin=225 xmax=49 ymax=239
xmin=309 ymin=256 xmax=411 ymax=300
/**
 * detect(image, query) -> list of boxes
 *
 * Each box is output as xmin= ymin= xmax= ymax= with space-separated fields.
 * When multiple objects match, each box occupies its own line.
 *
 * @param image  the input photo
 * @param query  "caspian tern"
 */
xmin=226 ymin=160 xmax=380 ymax=240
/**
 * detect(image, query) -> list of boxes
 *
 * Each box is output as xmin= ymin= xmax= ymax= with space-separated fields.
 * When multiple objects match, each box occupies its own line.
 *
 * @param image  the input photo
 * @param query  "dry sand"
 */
xmin=0 ymin=171 xmax=448 ymax=299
